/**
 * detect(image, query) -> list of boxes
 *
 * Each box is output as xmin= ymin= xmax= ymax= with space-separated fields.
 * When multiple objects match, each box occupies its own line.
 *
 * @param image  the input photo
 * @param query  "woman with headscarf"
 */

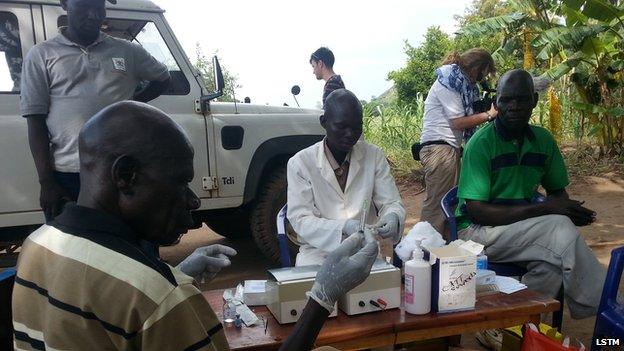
xmin=419 ymin=48 xmax=496 ymax=238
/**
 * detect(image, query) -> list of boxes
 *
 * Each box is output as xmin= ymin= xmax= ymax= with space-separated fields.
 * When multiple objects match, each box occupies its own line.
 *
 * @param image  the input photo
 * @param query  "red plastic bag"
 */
xmin=520 ymin=324 xmax=585 ymax=351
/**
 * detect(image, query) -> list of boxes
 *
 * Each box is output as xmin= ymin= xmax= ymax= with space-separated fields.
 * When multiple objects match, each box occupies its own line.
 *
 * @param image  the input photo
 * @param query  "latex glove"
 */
xmin=307 ymin=232 xmax=379 ymax=312
xmin=177 ymin=244 xmax=237 ymax=282
xmin=374 ymin=212 xmax=401 ymax=243
xmin=342 ymin=219 xmax=361 ymax=237
xmin=362 ymin=227 xmax=377 ymax=244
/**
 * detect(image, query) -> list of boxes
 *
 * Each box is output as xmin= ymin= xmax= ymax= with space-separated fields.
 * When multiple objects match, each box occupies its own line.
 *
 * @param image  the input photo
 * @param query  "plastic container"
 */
xmin=404 ymin=240 xmax=431 ymax=315
xmin=223 ymin=300 xmax=237 ymax=323
xmin=477 ymin=253 xmax=488 ymax=270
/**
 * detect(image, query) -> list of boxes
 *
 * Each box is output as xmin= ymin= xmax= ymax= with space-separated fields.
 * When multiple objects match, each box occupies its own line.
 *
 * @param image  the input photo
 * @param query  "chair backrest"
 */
xmin=592 ymin=245 xmax=624 ymax=345
xmin=440 ymin=186 xmax=459 ymax=241
xmin=276 ymin=205 xmax=293 ymax=267
xmin=0 ymin=268 xmax=16 ymax=350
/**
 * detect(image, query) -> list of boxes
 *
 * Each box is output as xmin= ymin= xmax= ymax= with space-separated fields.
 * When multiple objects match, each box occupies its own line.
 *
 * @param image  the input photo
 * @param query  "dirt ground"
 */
xmin=161 ymin=174 xmax=624 ymax=350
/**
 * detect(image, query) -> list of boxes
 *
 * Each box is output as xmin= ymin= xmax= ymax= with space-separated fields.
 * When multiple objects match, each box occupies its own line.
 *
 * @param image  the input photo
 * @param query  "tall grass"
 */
xmin=368 ymin=91 xmax=623 ymax=179
xmin=363 ymin=94 xmax=425 ymax=176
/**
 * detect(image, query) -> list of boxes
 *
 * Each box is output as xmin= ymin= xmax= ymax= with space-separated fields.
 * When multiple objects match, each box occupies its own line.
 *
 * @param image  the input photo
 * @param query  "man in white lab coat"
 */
xmin=287 ymin=89 xmax=406 ymax=266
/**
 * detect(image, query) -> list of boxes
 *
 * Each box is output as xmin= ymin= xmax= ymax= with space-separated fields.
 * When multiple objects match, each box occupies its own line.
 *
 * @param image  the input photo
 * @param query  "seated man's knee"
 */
xmin=546 ymin=214 xmax=581 ymax=246
xmin=548 ymin=214 xmax=575 ymax=228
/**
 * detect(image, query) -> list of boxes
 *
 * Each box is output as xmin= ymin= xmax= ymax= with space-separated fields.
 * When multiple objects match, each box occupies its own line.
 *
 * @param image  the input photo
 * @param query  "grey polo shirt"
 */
xmin=20 ymin=29 xmax=170 ymax=172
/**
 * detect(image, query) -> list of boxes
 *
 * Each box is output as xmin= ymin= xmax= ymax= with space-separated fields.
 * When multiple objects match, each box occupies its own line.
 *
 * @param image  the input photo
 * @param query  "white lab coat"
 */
xmin=287 ymin=140 xmax=406 ymax=266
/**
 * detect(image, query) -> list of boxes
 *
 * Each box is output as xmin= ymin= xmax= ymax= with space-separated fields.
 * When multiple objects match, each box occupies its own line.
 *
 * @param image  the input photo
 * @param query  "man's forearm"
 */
xmin=466 ymin=200 xmax=551 ymax=227
xmin=279 ymin=299 xmax=330 ymax=351
xmin=26 ymin=116 xmax=55 ymax=183
xmin=133 ymin=78 xmax=170 ymax=102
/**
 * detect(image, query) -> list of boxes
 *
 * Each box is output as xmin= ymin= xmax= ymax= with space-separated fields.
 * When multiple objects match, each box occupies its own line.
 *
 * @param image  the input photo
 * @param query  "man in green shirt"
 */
xmin=457 ymin=69 xmax=605 ymax=319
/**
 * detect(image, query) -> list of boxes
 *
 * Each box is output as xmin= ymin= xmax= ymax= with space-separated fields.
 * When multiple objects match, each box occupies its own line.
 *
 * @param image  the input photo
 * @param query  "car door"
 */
xmin=0 ymin=3 xmax=41 ymax=225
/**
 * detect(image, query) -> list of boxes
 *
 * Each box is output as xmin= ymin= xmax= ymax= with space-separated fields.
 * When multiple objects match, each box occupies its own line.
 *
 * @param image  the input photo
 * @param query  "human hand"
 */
xmin=342 ymin=219 xmax=361 ymax=236
xmin=177 ymin=244 xmax=237 ymax=282
xmin=308 ymin=232 xmax=379 ymax=312
xmin=544 ymin=197 xmax=596 ymax=226
xmin=486 ymin=103 xmax=498 ymax=121
xmin=374 ymin=213 xmax=401 ymax=243
xmin=39 ymin=180 xmax=72 ymax=220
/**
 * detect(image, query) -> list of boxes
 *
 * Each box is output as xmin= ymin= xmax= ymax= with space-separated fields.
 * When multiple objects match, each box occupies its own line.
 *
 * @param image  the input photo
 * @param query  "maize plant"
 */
xmin=549 ymin=87 xmax=562 ymax=143
xmin=523 ymin=27 xmax=534 ymax=70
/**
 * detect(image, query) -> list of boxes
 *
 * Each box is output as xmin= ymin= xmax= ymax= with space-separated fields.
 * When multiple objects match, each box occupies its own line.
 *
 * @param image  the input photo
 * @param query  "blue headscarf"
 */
xmin=435 ymin=64 xmax=480 ymax=141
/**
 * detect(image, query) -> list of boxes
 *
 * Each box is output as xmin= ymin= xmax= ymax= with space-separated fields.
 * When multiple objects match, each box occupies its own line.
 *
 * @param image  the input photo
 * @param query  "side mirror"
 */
xmin=291 ymin=85 xmax=301 ymax=107
xmin=200 ymin=56 xmax=225 ymax=112
xmin=213 ymin=56 xmax=225 ymax=92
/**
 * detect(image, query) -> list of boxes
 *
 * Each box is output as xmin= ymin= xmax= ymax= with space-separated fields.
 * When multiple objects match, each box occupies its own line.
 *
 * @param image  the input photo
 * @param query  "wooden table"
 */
xmin=203 ymin=289 xmax=559 ymax=351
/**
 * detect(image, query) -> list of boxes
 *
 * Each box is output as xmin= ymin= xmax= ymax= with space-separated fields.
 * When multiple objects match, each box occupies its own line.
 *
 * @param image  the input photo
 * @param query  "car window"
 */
xmin=0 ymin=11 xmax=22 ymax=93
xmin=58 ymin=16 xmax=190 ymax=95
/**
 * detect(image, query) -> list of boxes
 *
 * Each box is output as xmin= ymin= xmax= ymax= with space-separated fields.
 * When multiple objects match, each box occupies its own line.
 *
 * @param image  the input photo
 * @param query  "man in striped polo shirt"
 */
xmin=12 ymin=101 xmax=378 ymax=351
xmin=456 ymin=69 xmax=606 ymax=319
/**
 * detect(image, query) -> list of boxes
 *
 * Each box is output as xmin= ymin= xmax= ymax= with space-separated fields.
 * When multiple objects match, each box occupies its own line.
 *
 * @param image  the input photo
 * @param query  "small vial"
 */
xmin=477 ymin=253 xmax=488 ymax=270
xmin=223 ymin=301 xmax=237 ymax=323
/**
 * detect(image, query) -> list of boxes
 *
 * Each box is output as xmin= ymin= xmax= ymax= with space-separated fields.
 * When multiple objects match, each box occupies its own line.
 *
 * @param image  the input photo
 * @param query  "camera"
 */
xmin=472 ymin=81 xmax=496 ymax=114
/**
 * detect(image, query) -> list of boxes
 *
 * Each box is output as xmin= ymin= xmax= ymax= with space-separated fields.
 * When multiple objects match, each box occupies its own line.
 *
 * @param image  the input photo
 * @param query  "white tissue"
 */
xmin=394 ymin=221 xmax=446 ymax=261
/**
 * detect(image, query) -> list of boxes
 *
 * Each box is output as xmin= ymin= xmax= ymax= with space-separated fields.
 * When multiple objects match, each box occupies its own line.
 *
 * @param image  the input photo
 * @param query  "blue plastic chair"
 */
xmin=591 ymin=246 xmax=624 ymax=351
xmin=0 ymin=268 xmax=16 ymax=350
xmin=276 ymin=205 xmax=293 ymax=267
xmin=441 ymin=186 xmax=564 ymax=330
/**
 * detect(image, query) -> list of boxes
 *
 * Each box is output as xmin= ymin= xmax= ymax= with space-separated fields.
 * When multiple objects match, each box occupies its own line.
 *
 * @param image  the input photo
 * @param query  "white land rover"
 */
xmin=0 ymin=0 xmax=324 ymax=265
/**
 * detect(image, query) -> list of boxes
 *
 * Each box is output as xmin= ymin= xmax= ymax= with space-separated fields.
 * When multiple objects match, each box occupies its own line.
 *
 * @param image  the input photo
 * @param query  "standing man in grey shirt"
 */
xmin=20 ymin=0 xmax=170 ymax=221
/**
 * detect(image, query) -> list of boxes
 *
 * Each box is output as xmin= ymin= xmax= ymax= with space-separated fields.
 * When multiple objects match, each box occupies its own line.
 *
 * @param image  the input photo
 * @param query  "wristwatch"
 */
xmin=485 ymin=111 xmax=493 ymax=121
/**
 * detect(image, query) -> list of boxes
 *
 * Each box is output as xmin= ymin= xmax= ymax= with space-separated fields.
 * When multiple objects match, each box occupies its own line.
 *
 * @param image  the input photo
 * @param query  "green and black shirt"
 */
xmin=456 ymin=119 xmax=569 ymax=230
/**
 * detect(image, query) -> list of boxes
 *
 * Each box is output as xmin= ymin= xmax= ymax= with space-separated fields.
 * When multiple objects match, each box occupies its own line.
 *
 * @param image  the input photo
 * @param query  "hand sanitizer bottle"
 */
xmin=404 ymin=240 xmax=431 ymax=315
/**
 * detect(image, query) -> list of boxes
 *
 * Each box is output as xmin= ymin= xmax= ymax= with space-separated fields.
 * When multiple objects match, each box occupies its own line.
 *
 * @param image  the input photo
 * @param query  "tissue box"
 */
xmin=427 ymin=242 xmax=480 ymax=313
xmin=243 ymin=280 xmax=268 ymax=306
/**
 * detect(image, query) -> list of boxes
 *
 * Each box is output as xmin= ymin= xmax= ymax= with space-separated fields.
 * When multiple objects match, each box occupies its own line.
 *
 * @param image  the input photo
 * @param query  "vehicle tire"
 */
xmin=250 ymin=165 xmax=297 ymax=264
xmin=201 ymin=207 xmax=251 ymax=239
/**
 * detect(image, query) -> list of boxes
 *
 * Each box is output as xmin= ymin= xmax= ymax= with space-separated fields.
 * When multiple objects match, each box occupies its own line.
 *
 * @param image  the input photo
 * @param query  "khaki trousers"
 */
xmin=419 ymin=144 xmax=460 ymax=240
xmin=459 ymin=214 xmax=606 ymax=319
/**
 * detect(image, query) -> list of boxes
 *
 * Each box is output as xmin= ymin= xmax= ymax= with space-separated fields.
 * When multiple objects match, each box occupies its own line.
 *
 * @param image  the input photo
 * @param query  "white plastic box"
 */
xmin=265 ymin=266 xmax=337 ymax=324
xmin=338 ymin=259 xmax=401 ymax=315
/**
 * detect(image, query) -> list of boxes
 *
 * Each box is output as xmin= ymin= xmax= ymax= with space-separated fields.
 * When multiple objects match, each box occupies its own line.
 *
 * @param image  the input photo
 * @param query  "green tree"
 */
xmin=454 ymin=0 xmax=519 ymax=73
xmin=387 ymin=26 xmax=452 ymax=107
xmin=460 ymin=0 xmax=624 ymax=155
xmin=194 ymin=43 xmax=240 ymax=102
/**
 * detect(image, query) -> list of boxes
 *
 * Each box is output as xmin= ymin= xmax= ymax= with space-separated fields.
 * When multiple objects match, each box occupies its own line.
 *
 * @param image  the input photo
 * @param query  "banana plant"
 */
xmin=460 ymin=0 xmax=624 ymax=154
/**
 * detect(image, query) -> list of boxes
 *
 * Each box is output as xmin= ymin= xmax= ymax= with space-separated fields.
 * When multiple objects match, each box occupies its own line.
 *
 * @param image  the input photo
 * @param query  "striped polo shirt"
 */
xmin=456 ymin=119 xmax=569 ymax=230
xmin=12 ymin=204 xmax=229 ymax=351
